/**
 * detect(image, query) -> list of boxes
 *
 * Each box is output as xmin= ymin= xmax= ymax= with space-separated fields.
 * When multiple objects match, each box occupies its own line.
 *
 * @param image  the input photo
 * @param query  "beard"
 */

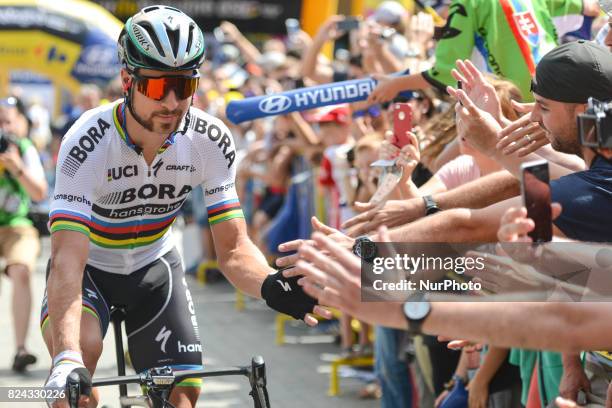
xmin=540 ymin=120 xmax=582 ymax=155
xmin=134 ymin=107 xmax=184 ymax=134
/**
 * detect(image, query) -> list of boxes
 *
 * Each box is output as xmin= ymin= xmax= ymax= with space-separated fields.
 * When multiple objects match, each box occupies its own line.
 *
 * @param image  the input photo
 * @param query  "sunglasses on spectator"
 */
xmin=132 ymin=73 xmax=200 ymax=101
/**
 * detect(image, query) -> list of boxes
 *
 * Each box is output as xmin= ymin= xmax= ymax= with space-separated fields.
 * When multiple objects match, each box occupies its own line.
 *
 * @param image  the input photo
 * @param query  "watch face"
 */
xmin=355 ymin=238 xmax=376 ymax=261
xmin=361 ymin=240 xmax=376 ymax=260
xmin=403 ymin=300 xmax=430 ymax=320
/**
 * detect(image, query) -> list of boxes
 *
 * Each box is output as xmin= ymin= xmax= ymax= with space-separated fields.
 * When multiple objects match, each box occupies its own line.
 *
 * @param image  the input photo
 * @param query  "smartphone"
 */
xmin=392 ymin=103 xmax=413 ymax=148
xmin=337 ymin=17 xmax=360 ymax=32
xmin=285 ymin=18 xmax=300 ymax=36
xmin=577 ymin=390 xmax=587 ymax=406
xmin=520 ymin=160 xmax=552 ymax=243
xmin=576 ymin=390 xmax=588 ymax=407
xmin=213 ymin=26 xmax=225 ymax=43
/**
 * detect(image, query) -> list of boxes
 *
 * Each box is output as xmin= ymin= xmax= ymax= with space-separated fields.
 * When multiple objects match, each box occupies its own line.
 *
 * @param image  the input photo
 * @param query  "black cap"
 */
xmin=531 ymin=40 xmax=612 ymax=104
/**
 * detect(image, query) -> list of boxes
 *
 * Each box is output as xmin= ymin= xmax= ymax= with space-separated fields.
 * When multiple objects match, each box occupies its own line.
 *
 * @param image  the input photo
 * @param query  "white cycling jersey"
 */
xmin=50 ymin=101 xmax=243 ymax=274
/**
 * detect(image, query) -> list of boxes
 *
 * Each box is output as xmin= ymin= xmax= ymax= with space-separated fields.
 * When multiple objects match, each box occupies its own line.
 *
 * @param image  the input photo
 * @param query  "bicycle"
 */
xmin=65 ymin=307 xmax=271 ymax=408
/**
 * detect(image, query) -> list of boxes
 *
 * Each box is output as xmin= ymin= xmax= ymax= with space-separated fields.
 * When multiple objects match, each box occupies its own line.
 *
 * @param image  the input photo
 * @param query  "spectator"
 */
xmin=0 ymin=96 xmax=48 ymax=372
xmin=368 ymin=0 xmax=599 ymax=103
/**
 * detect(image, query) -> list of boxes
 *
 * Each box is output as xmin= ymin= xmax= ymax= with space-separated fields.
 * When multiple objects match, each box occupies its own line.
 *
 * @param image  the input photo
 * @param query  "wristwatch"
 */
xmin=422 ymin=195 xmax=441 ymax=216
xmin=352 ymin=236 xmax=377 ymax=263
xmin=402 ymin=292 xmax=431 ymax=335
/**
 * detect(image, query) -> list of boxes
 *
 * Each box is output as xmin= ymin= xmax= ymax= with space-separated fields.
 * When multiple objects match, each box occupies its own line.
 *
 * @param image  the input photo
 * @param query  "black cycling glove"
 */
xmin=261 ymin=267 xmax=318 ymax=320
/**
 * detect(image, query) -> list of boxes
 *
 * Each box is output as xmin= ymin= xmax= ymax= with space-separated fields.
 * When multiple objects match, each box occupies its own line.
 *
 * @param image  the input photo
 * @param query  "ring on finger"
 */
xmin=525 ymin=134 xmax=532 ymax=143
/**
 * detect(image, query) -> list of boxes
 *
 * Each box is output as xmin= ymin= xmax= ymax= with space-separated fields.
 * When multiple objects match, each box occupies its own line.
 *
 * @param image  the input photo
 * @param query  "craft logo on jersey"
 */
xmin=513 ymin=11 xmax=540 ymax=47
xmin=259 ymin=95 xmax=292 ymax=115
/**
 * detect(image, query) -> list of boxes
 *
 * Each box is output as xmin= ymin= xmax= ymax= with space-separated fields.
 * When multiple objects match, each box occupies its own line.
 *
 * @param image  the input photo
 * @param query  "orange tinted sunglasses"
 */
xmin=133 ymin=73 xmax=200 ymax=101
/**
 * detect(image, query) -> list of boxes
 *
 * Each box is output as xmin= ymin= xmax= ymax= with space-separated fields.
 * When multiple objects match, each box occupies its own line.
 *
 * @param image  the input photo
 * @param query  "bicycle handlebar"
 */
xmin=66 ymin=356 xmax=270 ymax=408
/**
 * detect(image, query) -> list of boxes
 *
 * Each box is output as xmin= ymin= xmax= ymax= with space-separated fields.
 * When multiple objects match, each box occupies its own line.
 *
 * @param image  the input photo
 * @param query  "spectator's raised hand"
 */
xmin=295 ymin=227 xmax=401 ymax=327
xmin=291 ymin=29 xmax=312 ymax=50
xmin=379 ymin=130 xmax=400 ymax=161
xmin=342 ymin=197 xmax=426 ymax=236
xmin=220 ymin=21 xmax=241 ymax=42
xmin=396 ymin=131 xmax=421 ymax=182
xmin=368 ymin=74 xmax=399 ymax=104
xmin=277 ymin=217 xmax=355 ymax=273
xmin=496 ymin=101 xmax=549 ymax=156
xmin=497 ymin=205 xmax=560 ymax=243
xmin=316 ymin=15 xmax=345 ymax=42
xmin=447 ymin=86 xmax=503 ymax=156
xmin=466 ymin=251 xmax=555 ymax=294
xmin=445 ymin=339 xmax=483 ymax=353
xmin=294 ymin=232 xmax=362 ymax=313
xmin=451 ymin=59 xmax=504 ymax=124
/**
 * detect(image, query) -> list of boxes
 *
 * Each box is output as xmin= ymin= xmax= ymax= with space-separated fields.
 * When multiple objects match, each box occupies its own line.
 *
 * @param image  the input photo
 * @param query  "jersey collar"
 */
xmin=112 ymin=102 xmax=189 ymax=154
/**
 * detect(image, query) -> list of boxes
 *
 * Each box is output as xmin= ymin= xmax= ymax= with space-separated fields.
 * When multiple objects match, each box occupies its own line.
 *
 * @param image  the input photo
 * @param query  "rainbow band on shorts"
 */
xmin=40 ymin=301 xmax=100 ymax=334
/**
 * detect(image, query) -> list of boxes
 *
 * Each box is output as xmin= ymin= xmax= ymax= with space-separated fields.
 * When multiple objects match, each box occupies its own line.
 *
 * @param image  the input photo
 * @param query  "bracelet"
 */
xmin=443 ymin=374 xmax=468 ymax=391
xmin=443 ymin=378 xmax=455 ymax=391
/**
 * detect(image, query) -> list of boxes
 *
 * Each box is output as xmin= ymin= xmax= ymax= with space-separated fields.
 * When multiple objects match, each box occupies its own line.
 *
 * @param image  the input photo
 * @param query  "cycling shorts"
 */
xmin=40 ymin=247 xmax=203 ymax=376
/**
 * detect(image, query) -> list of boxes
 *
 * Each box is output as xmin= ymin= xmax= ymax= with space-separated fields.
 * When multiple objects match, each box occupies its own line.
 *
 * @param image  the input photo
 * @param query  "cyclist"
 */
xmin=42 ymin=6 xmax=326 ymax=407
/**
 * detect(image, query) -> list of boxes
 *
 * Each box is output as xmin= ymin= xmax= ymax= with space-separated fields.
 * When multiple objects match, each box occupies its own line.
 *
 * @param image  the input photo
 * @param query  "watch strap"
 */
xmin=423 ymin=195 xmax=440 ymax=216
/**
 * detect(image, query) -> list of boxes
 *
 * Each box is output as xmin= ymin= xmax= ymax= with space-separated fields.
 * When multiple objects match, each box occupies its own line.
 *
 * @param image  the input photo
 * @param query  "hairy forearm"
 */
xmin=47 ymin=250 xmax=86 ymax=354
xmin=218 ymin=237 xmax=273 ymax=299
xmin=420 ymin=302 xmax=612 ymax=352
xmin=386 ymin=208 xmax=497 ymax=243
xmin=435 ymin=171 xmax=519 ymax=210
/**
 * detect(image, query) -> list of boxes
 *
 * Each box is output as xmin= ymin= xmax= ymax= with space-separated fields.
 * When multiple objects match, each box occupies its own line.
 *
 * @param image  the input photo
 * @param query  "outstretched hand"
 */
xmin=447 ymin=85 xmax=503 ymax=156
xmin=451 ymin=59 xmax=505 ymax=124
xmin=497 ymin=101 xmax=549 ymax=157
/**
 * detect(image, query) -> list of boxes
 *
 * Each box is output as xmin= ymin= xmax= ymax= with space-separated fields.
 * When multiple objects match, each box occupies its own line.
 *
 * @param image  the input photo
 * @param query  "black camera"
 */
xmin=577 ymin=98 xmax=612 ymax=149
xmin=0 ymin=130 xmax=14 ymax=153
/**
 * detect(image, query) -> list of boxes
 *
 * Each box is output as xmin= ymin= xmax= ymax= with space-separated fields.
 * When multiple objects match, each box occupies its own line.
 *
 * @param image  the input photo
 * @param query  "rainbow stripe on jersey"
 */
xmin=207 ymin=199 xmax=243 ymax=225
xmin=49 ymin=207 xmax=180 ymax=250
xmin=50 ymin=209 xmax=91 ymax=236
xmin=87 ymin=212 xmax=178 ymax=249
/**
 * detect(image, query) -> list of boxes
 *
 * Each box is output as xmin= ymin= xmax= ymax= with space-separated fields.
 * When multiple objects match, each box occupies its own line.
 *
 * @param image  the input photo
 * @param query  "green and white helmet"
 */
xmin=118 ymin=5 xmax=205 ymax=72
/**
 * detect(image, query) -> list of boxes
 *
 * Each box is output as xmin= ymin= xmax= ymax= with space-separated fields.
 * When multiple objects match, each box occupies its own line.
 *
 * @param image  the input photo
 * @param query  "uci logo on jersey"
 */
xmin=259 ymin=95 xmax=292 ymax=115
xmin=108 ymin=165 xmax=138 ymax=182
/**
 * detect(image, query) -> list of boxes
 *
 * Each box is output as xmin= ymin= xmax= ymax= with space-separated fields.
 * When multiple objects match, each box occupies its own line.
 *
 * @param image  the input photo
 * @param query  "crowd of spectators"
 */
xmin=3 ymin=0 xmax=612 ymax=407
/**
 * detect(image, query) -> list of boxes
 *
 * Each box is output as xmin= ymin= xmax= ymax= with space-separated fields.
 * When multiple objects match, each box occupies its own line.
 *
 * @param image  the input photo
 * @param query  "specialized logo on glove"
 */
xmin=276 ymin=280 xmax=292 ymax=292
xmin=261 ymin=268 xmax=317 ymax=320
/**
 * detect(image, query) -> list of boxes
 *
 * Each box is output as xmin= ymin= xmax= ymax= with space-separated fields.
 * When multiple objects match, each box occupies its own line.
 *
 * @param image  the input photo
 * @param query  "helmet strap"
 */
xmin=124 ymin=76 xmax=153 ymax=131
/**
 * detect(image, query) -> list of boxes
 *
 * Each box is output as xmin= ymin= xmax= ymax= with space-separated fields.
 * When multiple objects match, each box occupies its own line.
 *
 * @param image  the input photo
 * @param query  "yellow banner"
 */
xmin=0 ymin=31 xmax=83 ymax=93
